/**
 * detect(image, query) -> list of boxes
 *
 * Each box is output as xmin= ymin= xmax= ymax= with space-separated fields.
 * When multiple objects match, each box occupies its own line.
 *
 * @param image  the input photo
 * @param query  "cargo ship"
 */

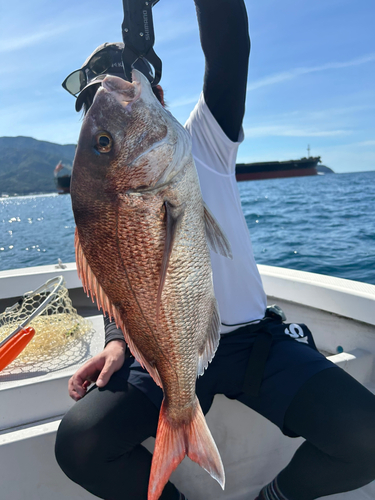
xmin=54 ymin=155 xmax=325 ymax=193
xmin=235 ymin=156 xmax=321 ymax=182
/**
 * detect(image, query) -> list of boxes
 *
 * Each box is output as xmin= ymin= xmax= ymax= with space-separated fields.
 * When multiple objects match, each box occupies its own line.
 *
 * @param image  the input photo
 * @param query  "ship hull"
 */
xmin=235 ymin=157 xmax=320 ymax=182
xmin=54 ymin=175 xmax=71 ymax=195
xmin=53 ymin=158 xmax=321 ymax=190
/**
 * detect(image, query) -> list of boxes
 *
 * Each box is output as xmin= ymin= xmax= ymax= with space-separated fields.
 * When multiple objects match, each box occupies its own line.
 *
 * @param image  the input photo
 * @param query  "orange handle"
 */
xmin=0 ymin=327 xmax=36 ymax=372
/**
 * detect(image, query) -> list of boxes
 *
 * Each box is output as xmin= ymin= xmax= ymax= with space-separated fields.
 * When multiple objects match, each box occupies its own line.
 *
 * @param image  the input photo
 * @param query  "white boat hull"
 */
xmin=1 ymin=263 xmax=374 ymax=499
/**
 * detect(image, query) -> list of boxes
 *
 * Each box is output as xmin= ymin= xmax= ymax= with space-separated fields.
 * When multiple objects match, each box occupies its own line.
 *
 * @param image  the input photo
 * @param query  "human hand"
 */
xmin=68 ymin=340 xmax=126 ymax=401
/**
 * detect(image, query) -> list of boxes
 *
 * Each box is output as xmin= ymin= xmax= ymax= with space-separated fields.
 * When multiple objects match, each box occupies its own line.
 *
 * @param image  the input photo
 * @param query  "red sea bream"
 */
xmin=70 ymin=70 xmax=232 ymax=500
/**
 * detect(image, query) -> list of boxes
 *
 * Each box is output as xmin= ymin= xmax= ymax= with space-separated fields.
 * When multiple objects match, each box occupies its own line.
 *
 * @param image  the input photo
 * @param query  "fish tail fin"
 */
xmin=148 ymin=398 xmax=225 ymax=500
xmin=186 ymin=398 xmax=225 ymax=489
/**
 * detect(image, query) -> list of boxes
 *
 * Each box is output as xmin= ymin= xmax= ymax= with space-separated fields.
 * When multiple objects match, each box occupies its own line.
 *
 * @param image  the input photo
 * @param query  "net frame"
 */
xmin=0 ymin=276 xmax=94 ymax=376
xmin=0 ymin=276 xmax=64 ymax=349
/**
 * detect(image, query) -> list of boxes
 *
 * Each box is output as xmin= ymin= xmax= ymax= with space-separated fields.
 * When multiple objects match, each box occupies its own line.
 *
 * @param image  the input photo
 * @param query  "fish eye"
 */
xmin=94 ymin=131 xmax=113 ymax=153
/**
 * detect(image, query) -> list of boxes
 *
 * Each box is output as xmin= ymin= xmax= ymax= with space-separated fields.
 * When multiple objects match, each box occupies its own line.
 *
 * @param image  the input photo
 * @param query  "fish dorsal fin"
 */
xmin=156 ymin=201 xmax=185 ymax=324
xmin=75 ymin=228 xmax=163 ymax=388
xmin=197 ymin=299 xmax=221 ymax=377
xmin=203 ymin=203 xmax=232 ymax=259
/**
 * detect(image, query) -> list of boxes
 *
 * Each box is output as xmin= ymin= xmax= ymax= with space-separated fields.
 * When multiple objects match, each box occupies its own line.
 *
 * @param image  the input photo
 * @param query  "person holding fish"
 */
xmin=55 ymin=1 xmax=375 ymax=500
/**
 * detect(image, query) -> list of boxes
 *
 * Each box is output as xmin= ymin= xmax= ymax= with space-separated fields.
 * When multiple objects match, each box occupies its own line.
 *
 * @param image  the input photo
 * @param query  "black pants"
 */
xmin=55 ymin=364 xmax=375 ymax=500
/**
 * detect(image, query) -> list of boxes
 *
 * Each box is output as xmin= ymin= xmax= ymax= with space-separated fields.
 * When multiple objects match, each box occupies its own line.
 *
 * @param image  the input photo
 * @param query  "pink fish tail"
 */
xmin=148 ymin=398 xmax=225 ymax=500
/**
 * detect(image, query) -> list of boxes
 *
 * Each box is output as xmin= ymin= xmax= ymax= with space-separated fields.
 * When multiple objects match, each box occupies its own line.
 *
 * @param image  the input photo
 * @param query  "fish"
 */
xmin=70 ymin=70 xmax=232 ymax=500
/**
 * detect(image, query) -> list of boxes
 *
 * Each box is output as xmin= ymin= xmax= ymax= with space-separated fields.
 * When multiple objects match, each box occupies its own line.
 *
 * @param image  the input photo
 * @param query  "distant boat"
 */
xmin=235 ymin=156 xmax=322 ymax=182
xmin=54 ymin=161 xmax=72 ymax=194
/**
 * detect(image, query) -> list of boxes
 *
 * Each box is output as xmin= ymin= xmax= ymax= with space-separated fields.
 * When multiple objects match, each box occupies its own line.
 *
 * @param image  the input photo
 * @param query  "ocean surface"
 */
xmin=0 ymin=171 xmax=374 ymax=285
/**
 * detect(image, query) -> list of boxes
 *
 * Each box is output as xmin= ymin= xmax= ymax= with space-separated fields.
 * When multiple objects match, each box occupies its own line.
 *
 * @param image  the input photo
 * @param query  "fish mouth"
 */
xmin=101 ymin=69 xmax=157 ymax=109
xmin=102 ymin=74 xmax=142 ymax=105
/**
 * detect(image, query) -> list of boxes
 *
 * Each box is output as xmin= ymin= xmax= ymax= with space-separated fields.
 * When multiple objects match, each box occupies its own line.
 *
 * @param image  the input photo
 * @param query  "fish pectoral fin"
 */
xmin=203 ymin=203 xmax=233 ymax=259
xmin=156 ymin=201 xmax=185 ymax=323
xmin=197 ymin=299 xmax=221 ymax=377
xmin=148 ymin=398 xmax=225 ymax=500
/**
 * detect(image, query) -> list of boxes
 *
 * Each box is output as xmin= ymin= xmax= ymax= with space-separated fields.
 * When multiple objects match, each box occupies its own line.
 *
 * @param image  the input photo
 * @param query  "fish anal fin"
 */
xmin=148 ymin=398 xmax=225 ymax=500
xmin=197 ymin=299 xmax=221 ymax=377
xmin=156 ymin=201 xmax=185 ymax=324
xmin=127 ymin=338 xmax=163 ymax=388
xmin=203 ymin=203 xmax=232 ymax=259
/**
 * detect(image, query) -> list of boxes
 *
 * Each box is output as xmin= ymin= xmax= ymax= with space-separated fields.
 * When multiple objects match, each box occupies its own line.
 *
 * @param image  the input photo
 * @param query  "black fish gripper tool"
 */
xmin=121 ymin=0 xmax=162 ymax=86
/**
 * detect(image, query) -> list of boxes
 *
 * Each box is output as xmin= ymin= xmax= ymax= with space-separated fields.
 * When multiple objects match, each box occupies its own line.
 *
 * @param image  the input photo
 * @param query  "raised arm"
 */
xmin=194 ymin=0 xmax=251 ymax=142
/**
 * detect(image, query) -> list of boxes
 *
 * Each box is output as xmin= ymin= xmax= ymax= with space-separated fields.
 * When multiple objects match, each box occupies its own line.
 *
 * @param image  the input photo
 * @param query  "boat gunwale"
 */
xmin=1 ymin=263 xmax=374 ymax=325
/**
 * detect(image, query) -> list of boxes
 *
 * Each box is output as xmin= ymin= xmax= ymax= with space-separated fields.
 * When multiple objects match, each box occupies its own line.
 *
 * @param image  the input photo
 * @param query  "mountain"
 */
xmin=316 ymin=164 xmax=335 ymax=174
xmin=0 ymin=136 xmax=76 ymax=195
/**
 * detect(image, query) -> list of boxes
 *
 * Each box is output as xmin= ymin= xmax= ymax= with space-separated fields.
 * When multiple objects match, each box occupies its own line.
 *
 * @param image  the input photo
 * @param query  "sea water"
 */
xmin=0 ymin=171 xmax=374 ymax=285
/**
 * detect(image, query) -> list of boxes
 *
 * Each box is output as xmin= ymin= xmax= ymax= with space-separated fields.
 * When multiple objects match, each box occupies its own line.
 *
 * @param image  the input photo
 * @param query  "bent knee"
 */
xmin=330 ymin=419 xmax=375 ymax=467
xmin=55 ymin=411 xmax=103 ymax=481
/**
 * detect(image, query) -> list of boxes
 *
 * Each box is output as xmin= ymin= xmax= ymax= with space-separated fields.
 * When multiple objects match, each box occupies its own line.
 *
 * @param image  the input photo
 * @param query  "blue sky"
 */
xmin=1 ymin=0 xmax=374 ymax=173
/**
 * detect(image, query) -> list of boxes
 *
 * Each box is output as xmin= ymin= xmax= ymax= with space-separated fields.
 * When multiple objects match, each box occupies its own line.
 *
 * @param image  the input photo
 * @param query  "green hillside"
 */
xmin=0 ymin=136 xmax=76 ymax=195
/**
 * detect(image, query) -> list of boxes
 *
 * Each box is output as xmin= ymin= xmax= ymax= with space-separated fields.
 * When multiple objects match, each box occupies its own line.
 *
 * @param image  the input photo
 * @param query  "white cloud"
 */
xmin=247 ymin=53 xmax=375 ymax=92
xmin=0 ymin=25 xmax=72 ymax=53
xmin=0 ymin=13 xmax=110 ymax=54
xmin=244 ymin=125 xmax=351 ymax=138
xmin=355 ymin=140 xmax=375 ymax=147
xmin=242 ymin=101 xmax=373 ymax=139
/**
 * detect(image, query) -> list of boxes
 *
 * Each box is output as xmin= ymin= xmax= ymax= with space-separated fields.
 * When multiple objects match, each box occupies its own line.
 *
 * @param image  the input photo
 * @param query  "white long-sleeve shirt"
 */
xmin=185 ymin=93 xmax=267 ymax=334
